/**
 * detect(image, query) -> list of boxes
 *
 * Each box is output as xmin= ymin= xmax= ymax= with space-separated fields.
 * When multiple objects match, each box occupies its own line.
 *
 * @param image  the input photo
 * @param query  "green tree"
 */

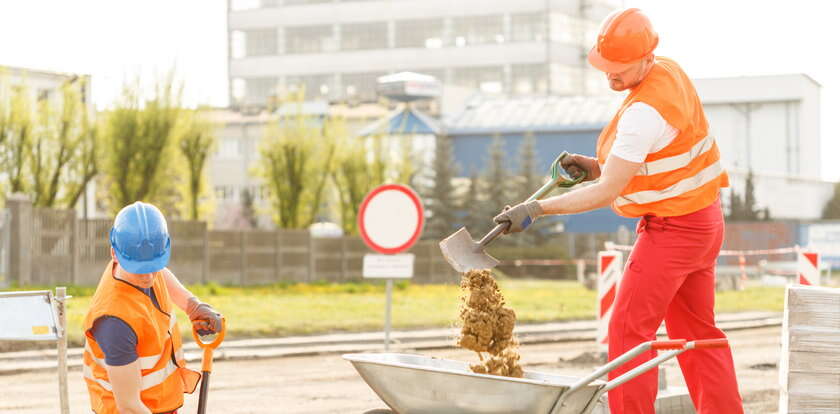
xmin=28 ymin=80 xmax=99 ymax=208
xmin=178 ymin=110 xmax=216 ymax=220
xmin=479 ymin=134 xmax=510 ymax=235
xmin=100 ymin=74 xmax=184 ymax=214
xmin=822 ymin=181 xmax=840 ymax=219
xmin=516 ymin=131 xmax=542 ymax=244
xmin=462 ymin=170 xmax=484 ymax=235
xmin=256 ymin=96 xmax=338 ymax=228
xmin=240 ymin=188 xmax=258 ymax=228
xmin=424 ymin=134 xmax=459 ymax=240
xmin=0 ymin=82 xmax=33 ymax=194
xmin=727 ymin=170 xmax=766 ymax=220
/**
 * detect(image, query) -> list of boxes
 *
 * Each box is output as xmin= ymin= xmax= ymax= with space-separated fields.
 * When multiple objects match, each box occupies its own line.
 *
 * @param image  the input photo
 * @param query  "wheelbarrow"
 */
xmin=345 ymin=338 xmax=729 ymax=414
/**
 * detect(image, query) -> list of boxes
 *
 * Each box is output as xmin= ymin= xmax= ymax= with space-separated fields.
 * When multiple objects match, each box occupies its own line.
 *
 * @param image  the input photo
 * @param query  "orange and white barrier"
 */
xmin=597 ymin=250 xmax=623 ymax=351
xmin=797 ymin=250 xmax=821 ymax=286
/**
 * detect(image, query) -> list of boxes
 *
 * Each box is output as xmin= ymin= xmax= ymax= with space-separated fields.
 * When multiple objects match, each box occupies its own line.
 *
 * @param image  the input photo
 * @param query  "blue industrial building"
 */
xmin=444 ymin=95 xmax=638 ymax=233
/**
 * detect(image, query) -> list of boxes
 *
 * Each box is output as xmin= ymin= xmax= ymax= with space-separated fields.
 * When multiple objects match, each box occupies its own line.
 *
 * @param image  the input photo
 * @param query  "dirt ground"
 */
xmin=0 ymin=326 xmax=781 ymax=414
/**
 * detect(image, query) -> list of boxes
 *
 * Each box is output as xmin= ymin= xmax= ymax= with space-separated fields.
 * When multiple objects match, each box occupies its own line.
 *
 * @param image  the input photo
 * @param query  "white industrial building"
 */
xmin=695 ymin=74 xmax=833 ymax=220
xmin=226 ymin=0 xmax=621 ymax=108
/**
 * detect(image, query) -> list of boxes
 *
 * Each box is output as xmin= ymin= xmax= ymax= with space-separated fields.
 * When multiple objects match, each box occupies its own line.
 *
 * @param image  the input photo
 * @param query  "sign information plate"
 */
xmin=363 ymin=254 xmax=414 ymax=279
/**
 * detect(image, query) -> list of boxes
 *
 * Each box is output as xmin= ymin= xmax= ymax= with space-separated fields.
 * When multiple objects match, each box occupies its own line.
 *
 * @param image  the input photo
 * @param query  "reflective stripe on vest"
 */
xmin=616 ymin=160 xmax=723 ymax=207
xmin=84 ymin=355 xmax=181 ymax=391
xmin=636 ymin=135 xmax=716 ymax=176
xmin=85 ymin=342 xmax=162 ymax=371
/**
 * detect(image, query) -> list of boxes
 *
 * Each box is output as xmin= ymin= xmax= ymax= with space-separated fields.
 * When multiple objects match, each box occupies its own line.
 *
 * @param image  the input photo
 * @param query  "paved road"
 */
xmin=0 ymin=326 xmax=781 ymax=413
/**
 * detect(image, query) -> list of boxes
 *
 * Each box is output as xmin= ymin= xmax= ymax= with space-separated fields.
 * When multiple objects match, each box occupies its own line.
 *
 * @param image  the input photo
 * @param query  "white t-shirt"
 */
xmin=610 ymin=102 xmax=679 ymax=163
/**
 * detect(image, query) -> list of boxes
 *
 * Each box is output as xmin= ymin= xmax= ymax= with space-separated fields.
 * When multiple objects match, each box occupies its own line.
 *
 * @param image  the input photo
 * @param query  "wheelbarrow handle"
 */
xmin=551 ymin=338 xmax=729 ymax=414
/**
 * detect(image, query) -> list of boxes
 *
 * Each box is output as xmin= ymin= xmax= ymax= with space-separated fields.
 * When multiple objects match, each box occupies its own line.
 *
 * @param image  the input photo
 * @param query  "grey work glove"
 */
xmin=560 ymin=153 xmax=600 ymax=182
xmin=186 ymin=297 xmax=222 ymax=336
xmin=493 ymin=200 xmax=544 ymax=234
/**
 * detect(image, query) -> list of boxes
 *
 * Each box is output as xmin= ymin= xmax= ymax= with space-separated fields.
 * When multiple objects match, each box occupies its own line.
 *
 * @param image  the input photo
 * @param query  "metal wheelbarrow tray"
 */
xmin=344 ymin=338 xmax=730 ymax=414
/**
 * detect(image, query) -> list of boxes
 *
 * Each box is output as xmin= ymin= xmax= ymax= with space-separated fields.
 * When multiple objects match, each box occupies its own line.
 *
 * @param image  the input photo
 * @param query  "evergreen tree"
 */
xmin=727 ymin=170 xmax=763 ymax=220
xmin=424 ymin=134 xmax=459 ymax=239
xmin=462 ymin=170 xmax=484 ymax=236
xmin=517 ymin=131 xmax=542 ymax=245
xmin=822 ymin=181 xmax=840 ymax=219
xmin=240 ymin=188 xmax=258 ymax=229
xmin=480 ymin=134 xmax=510 ymax=236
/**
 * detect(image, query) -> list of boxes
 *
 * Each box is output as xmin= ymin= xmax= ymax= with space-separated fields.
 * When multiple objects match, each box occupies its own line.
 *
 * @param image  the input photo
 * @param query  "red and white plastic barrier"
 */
xmin=797 ymin=250 xmax=821 ymax=286
xmin=605 ymin=242 xmax=821 ymax=286
xmin=597 ymin=250 xmax=623 ymax=351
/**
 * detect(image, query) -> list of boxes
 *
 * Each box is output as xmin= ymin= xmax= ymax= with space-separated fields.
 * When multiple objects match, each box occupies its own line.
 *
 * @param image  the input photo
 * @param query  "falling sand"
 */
xmin=457 ymin=269 xmax=524 ymax=378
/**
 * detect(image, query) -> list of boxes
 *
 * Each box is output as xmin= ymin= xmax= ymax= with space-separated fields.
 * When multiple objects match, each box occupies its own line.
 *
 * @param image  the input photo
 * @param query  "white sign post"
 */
xmin=358 ymin=184 xmax=424 ymax=351
xmin=0 ymin=288 xmax=70 ymax=414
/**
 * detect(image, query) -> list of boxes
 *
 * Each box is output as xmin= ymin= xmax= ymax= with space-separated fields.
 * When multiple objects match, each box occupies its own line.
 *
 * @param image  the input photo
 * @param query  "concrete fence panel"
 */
xmin=207 ymin=230 xmax=243 ymax=285
xmin=243 ymin=230 xmax=277 ymax=285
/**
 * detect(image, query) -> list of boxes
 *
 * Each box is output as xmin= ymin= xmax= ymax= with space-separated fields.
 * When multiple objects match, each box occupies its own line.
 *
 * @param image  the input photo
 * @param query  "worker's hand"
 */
xmin=493 ymin=200 xmax=543 ymax=234
xmin=186 ymin=297 xmax=223 ymax=336
xmin=560 ymin=154 xmax=600 ymax=182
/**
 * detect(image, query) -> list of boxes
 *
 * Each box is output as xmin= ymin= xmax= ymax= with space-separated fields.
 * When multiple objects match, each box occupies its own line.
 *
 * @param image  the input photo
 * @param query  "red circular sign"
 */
xmin=357 ymin=184 xmax=424 ymax=255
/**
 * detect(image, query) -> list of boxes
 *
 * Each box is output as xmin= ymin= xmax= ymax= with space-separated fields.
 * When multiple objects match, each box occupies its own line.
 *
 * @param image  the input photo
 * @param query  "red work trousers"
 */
xmin=607 ymin=199 xmax=744 ymax=414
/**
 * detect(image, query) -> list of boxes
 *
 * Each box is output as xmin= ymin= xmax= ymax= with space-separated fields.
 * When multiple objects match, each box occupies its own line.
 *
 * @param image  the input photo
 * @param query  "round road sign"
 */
xmin=358 ymin=184 xmax=424 ymax=255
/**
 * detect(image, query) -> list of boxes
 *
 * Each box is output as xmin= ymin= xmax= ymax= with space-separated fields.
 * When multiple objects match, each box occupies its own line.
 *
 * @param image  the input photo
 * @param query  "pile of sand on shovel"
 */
xmin=457 ymin=269 xmax=524 ymax=378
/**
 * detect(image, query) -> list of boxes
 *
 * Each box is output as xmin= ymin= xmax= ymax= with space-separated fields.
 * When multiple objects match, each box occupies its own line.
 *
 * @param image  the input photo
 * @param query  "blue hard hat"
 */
xmin=109 ymin=202 xmax=171 ymax=274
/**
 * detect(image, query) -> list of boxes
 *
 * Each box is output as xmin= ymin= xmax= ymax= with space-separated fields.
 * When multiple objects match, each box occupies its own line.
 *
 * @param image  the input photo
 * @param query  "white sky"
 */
xmin=0 ymin=0 xmax=837 ymax=179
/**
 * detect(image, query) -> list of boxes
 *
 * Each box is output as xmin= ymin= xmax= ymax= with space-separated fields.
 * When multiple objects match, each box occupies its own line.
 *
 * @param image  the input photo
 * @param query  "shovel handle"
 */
xmin=477 ymin=222 xmax=509 ymax=248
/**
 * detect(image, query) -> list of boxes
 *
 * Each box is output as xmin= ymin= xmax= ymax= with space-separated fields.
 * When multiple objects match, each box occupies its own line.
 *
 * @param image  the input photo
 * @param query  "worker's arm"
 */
xmin=494 ymin=154 xmax=640 ymax=233
xmin=162 ymin=267 xmax=223 ymax=335
xmin=161 ymin=267 xmax=195 ymax=311
xmin=105 ymin=361 xmax=153 ymax=414
xmin=538 ymin=154 xmax=641 ymax=215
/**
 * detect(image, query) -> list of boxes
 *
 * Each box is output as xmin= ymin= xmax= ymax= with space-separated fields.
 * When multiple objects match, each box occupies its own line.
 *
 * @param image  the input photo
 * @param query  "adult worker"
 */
xmin=493 ymin=8 xmax=743 ymax=414
xmin=83 ymin=202 xmax=223 ymax=414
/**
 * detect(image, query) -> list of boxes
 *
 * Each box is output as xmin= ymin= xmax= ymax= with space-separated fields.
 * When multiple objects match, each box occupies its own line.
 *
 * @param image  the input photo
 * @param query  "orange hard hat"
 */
xmin=588 ymin=8 xmax=659 ymax=73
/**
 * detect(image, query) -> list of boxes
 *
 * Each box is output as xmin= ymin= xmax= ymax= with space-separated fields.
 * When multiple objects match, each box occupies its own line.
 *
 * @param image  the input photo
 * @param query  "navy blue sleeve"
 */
xmin=91 ymin=316 xmax=139 ymax=366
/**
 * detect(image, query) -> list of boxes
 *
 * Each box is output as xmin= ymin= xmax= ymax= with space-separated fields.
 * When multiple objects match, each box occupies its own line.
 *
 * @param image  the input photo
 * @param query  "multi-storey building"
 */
xmin=227 ymin=0 xmax=622 ymax=108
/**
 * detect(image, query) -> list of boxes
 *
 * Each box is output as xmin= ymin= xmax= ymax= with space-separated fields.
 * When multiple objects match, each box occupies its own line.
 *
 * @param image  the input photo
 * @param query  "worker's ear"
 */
xmin=110 ymin=247 xmax=117 ymax=262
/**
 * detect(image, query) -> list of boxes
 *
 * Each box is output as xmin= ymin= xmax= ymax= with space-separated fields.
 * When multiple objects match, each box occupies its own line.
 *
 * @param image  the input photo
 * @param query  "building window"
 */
xmin=230 ymin=0 xmax=260 ymax=11
xmin=549 ymin=13 xmax=586 ymax=45
xmin=286 ymin=25 xmax=335 ymax=54
xmin=244 ymin=77 xmax=278 ymax=105
xmin=283 ymin=0 xmax=332 ymax=5
xmin=511 ymin=13 xmax=547 ymax=43
xmin=231 ymin=31 xmax=246 ymax=59
xmin=340 ymin=22 xmax=388 ymax=51
xmin=342 ymin=72 xmax=385 ymax=102
xmin=245 ymin=29 xmax=278 ymax=56
xmin=395 ymin=19 xmax=444 ymax=48
xmin=453 ymin=66 xmax=504 ymax=93
xmin=512 ymin=63 xmax=548 ymax=94
xmin=216 ymin=138 xmax=242 ymax=160
xmin=452 ymin=15 xmax=504 ymax=46
xmin=286 ymin=74 xmax=332 ymax=100
xmin=215 ymin=186 xmax=235 ymax=201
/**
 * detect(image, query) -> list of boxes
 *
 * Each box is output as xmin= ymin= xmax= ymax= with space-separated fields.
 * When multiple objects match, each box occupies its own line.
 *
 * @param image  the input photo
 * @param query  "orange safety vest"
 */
xmin=596 ymin=57 xmax=729 ymax=218
xmin=83 ymin=261 xmax=200 ymax=414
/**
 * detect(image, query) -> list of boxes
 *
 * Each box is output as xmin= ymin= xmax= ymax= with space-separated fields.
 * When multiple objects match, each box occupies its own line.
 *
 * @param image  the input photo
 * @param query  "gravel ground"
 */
xmin=0 ymin=326 xmax=782 ymax=413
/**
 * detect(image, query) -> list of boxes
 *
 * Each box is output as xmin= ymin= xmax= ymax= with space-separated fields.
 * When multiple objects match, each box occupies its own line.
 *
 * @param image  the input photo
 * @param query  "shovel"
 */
xmin=193 ymin=317 xmax=226 ymax=414
xmin=439 ymin=152 xmax=585 ymax=273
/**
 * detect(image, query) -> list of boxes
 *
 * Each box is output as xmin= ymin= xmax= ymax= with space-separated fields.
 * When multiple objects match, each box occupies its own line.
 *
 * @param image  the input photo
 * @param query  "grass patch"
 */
xmin=7 ymin=280 xmax=785 ymax=348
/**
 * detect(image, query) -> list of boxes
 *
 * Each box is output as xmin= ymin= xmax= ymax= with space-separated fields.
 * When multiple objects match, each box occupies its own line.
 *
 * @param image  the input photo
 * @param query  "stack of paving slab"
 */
xmin=779 ymin=285 xmax=840 ymax=414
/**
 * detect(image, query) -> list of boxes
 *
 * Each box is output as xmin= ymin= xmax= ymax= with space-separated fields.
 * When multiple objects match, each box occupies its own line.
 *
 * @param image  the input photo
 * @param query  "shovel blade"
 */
xmin=439 ymin=227 xmax=500 ymax=273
